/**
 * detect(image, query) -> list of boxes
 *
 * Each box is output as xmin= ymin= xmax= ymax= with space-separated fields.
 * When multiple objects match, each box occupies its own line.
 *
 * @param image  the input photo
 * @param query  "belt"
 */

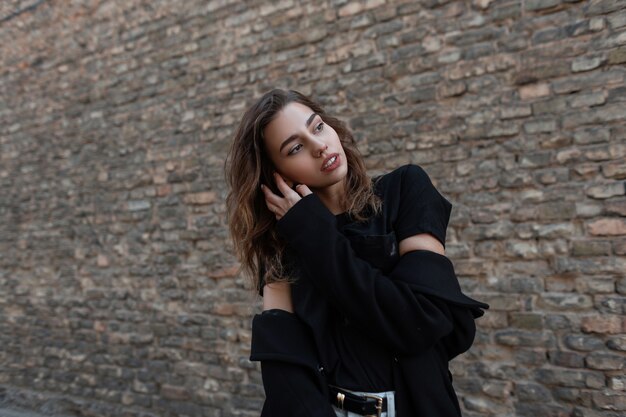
xmin=328 ymin=384 xmax=388 ymax=417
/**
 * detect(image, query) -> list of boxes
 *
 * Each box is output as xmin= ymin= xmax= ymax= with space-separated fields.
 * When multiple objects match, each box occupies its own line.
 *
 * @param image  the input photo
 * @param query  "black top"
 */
xmin=259 ymin=164 xmax=455 ymax=391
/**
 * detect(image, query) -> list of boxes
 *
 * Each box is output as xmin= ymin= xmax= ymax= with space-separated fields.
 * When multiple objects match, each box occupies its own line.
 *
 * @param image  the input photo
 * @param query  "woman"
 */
xmin=224 ymin=88 xmax=489 ymax=416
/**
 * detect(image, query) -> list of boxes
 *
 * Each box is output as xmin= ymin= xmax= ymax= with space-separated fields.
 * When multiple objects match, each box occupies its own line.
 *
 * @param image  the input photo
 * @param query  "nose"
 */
xmin=312 ymin=142 xmax=328 ymax=157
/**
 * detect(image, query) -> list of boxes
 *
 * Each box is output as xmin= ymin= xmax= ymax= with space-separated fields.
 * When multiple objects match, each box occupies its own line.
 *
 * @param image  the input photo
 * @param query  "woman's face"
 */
xmin=262 ymin=102 xmax=348 ymax=190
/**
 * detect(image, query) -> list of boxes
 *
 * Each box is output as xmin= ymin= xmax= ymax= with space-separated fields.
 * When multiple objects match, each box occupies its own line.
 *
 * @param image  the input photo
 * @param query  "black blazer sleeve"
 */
xmin=275 ymin=192 xmax=489 ymax=356
xmin=250 ymin=309 xmax=336 ymax=417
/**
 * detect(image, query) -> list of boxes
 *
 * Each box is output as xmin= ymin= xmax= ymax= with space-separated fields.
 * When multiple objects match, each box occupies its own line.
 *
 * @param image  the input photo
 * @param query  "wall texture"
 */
xmin=1 ymin=0 xmax=625 ymax=416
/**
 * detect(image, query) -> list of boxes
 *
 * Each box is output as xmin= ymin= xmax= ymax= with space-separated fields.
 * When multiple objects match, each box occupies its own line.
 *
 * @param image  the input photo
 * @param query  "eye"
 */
xmin=315 ymin=122 xmax=324 ymax=132
xmin=288 ymin=143 xmax=303 ymax=155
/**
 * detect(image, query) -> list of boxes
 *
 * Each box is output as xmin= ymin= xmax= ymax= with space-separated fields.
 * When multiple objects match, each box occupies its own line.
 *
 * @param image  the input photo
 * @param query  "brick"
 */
xmin=510 ymin=276 xmax=544 ymax=293
xmin=570 ymin=406 xmax=625 ymax=417
xmin=594 ymin=295 xmax=626 ymax=314
xmin=537 ymin=293 xmax=594 ymax=311
xmin=581 ymin=315 xmax=623 ymax=334
xmin=515 ymin=382 xmax=552 ymax=402
xmin=500 ymin=105 xmax=532 ymax=119
xmin=554 ymin=256 xmax=624 ymax=275
xmin=608 ymin=46 xmax=626 ymax=64
xmin=478 ymin=310 xmax=509 ymax=328
xmin=524 ymin=118 xmax=558 ymax=134
xmin=573 ymin=163 xmax=602 ymax=177
xmin=481 ymin=380 xmax=513 ymax=398
xmin=552 ymin=387 xmax=591 ymax=405
xmin=585 ymin=182 xmax=626 ymax=199
xmin=587 ymin=218 xmax=626 ymax=236
xmin=602 ymin=162 xmax=626 ymax=179
xmin=532 ymin=96 xmax=568 ymax=114
xmin=515 ymin=403 xmax=571 ymax=417
xmin=509 ymin=313 xmax=543 ymax=329
xmin=519 ymin=83 xmax=550 ymax=99
xmin=536 ymin=202 xmax=577 ymax=220
xmin=494 ymin=330 xmax=556 ymax=347
xmin=515 ymin=348 xmax=548 ymax=366
xmin=575 ymin=276 xmax=616 ymax=293
xmin=564 ymin=334 xmax=606 ymax=352
xmin=592 ymin=390 xmax=626 ymax=410
xmin=606 ymin=200 xmax=626 ymax=217
xmin=585 ymin=352 xmax=626 ymax=370
xmin=549 ymin=350 xmax=585 ymax=368
xmin=607 ymin=335 xmax=626 ymax=352
xmin=609 ymin=375 xmax=626 ymax=391
xmin=572 ymin=126 xmax=611 ymax=145
xmin=571 ymin=241 xmax=612 ymax=257
xmin=570 ymin=91 xmax=607 ymax=108
xmin=160 ymin=384 xmax=190 ymax=400
xmin=478 ymin=294 xmax=522 ymax=311
xmin=607 ymin=10 xmax=626 ymax=28
xmin=504 ymin=241 xmax=541 ymax=260
xmin=438 ymin=81 xmax=467 ymax=98
xmin=553 ymin=70 xmax=624 ymax=95
xmin=524 ymin=0 xmax=560 ymax=11
xmin=462 ymin=396 xmax=508 ymax=414
xmin=556 ymin=148 xmax=583 ymax=164
xmin=572 ymin=56 xmax=605 ymax=72
xmin=565 ymin=106 xmax=626 ymax=128
xmin=520 ymin=151 xmax=553 ymax=168
xmin=533 ymin=368 xmax=605 ymax=389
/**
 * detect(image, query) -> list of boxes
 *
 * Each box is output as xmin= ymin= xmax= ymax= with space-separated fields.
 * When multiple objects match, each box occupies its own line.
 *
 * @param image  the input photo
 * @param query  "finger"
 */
xmin=261 ymin=183 xmax=280 ymax=200
xmin=294 ymin=183 xmax=313 ymax=196
xmin=261 ymin=190 xmax=280 ymax=212
xmin=274 ymin=172 xmax=298 ymax=198
xmin=266 ymin=203 xmax=281 ymax=215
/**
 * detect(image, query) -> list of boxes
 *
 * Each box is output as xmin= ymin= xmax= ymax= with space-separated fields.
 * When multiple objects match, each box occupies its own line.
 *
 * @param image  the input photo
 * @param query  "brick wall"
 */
xmin=0 ymin=0 xmax=624 ymax=416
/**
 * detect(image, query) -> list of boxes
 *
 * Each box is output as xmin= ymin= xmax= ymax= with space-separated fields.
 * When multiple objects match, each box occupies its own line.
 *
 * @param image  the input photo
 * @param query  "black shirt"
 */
xmin=260 ymin=164 xmax=454 ymax=391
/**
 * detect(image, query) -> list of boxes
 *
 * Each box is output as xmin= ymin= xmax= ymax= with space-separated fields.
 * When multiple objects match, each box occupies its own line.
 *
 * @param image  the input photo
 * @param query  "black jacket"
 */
xmin=250 ymin=164 xmax=489 ymax=416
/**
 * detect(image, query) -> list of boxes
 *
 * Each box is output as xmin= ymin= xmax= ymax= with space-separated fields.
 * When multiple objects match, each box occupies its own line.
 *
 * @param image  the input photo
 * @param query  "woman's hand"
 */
xmin=261 ymin=172 xmax=313 ymax=220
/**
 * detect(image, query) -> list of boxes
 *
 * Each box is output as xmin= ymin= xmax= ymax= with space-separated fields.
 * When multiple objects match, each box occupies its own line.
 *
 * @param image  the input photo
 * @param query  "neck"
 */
xmin=312 ymin=178 xmax=347 ymax=215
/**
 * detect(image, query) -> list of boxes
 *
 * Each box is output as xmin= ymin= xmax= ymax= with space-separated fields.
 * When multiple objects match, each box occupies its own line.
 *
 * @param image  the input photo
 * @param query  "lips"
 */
xmin=321 ymin=153 xmax=339 ymax=171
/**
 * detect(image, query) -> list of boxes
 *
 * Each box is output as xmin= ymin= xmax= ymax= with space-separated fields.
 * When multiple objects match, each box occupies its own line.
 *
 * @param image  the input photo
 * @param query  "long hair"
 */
xmin=223 ymin=88 xmax=382 ymax=295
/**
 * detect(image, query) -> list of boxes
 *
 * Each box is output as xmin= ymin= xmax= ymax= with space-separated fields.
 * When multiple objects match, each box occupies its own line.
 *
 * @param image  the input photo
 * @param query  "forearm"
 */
xmin=276 ymin=193 xmax=457 ymax=355
xmin=262 ymin=282 xmax=294 ymax=313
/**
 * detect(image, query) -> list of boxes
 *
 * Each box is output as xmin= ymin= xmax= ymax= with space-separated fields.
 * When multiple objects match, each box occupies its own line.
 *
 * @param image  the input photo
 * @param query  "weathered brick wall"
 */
xmin=1 ymin=0 xmax=624 ymax=416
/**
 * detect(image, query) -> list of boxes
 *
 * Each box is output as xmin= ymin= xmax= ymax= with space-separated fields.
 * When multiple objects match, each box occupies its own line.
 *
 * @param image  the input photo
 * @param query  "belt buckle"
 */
xmin=362 ymin=393 xmax=383 ymax=417
xmin=336 ymin=391 xmax=345 ymax=409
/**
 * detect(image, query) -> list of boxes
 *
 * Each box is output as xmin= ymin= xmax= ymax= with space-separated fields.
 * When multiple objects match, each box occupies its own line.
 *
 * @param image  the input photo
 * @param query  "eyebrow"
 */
xmin=278 ymin=112 xmax=319 ymax=153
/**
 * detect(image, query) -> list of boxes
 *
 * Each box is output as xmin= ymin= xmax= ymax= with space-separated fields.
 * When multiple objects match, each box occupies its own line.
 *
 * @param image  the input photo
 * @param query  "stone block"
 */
xmin=514 ymin=381 xmax=552 ymax=402
xmin=571 ymin=241 xmax=612 ymax=257
xmin=537 ymin=293 xmax=594 ymax=311
xmin=607 ymin=335 xmax=626 ymax=352
xmin=509 ymin=313 xmax=543 ymax=329
xmin=586 ymin=182 xmax=626 ymax=199
xmin=585 ymin=352 xmax=626 ymax=371
xmin=533 ymin=368 xmax=605 ymax=389
xmin=581 ymin=315 xmax=623 ymax=334
xmin=495 ymin=329 xmax=556 ymax=347
xmin=548 ymin=350 xmax=586 ymax=368
xmin=592 ymin=390 xmax=626 ymax=410
xmin=576 ymin=276 xmax=616 ymax=294
xmin=563 ymin=334 xmax=605 ymax=352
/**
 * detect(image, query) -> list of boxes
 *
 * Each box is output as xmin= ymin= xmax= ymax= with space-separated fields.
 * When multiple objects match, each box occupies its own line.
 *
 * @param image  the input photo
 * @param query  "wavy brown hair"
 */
xmin=223 ymin=88 xmax=382 ymax=296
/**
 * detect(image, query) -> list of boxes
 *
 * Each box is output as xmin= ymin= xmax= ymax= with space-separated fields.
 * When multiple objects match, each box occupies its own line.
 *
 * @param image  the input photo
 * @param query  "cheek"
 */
xmin=325 ymin=127 xmax=341 ymax=144
xmin=280 ymin=162 xmax=308 ymax=180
